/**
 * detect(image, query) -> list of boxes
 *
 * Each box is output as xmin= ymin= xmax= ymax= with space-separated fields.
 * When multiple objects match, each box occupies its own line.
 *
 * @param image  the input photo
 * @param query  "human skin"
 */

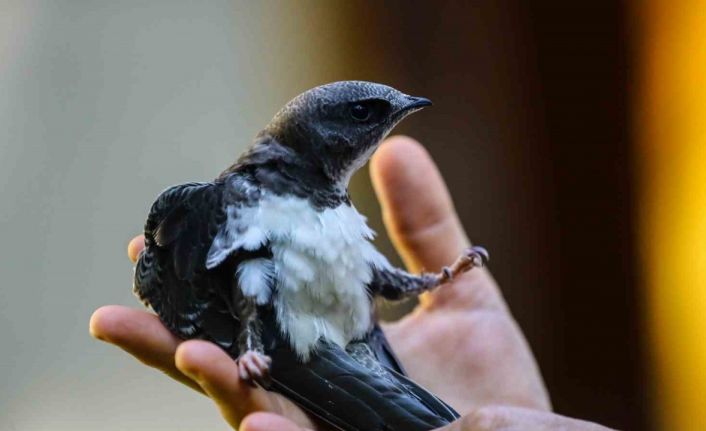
xmin=90 ymin=136 xmax=613 ymax=431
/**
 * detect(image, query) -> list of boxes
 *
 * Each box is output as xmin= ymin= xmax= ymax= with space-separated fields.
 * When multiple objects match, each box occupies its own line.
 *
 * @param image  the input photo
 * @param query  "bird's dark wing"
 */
xmin=134 ymin=182 xmax=239 ymax=349
xmin=366 ymin=323 xmax=408 ymax=376
xmin=260 ymin=312 xmax=460 ymax=431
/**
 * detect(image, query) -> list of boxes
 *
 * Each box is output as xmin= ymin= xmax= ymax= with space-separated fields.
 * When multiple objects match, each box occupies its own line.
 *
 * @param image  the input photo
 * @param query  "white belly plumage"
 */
xmin=207 ymin=192 xmax=390 ymax=359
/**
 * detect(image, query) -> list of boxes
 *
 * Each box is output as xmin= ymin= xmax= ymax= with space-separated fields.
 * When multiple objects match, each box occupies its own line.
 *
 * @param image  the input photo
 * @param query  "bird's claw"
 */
xmin=237 ymin=350 xmax=272 ymax=388
xmin=438 ymin=245 xmax=490 ymax=284
xmin=466 ymin=245 xmax=489 ymax=268
xmin=442 ymin=266 xmax=454 ymax=280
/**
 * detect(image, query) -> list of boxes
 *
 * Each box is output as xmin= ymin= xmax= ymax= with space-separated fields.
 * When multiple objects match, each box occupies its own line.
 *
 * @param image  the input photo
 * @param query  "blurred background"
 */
xmin=1 ymin=1 xmax=704 ymax=430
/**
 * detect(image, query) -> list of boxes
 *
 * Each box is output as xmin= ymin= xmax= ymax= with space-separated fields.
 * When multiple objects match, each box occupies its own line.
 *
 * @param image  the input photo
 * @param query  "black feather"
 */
xmin=260 ymin=310 xmax=459 ymax=431
xmin=134 ymin=182 xmax=234 ymax=343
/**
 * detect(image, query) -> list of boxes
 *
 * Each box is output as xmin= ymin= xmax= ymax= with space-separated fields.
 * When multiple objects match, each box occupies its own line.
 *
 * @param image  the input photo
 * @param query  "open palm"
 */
xmin=90 ymin=136 xmax=556 ymax=430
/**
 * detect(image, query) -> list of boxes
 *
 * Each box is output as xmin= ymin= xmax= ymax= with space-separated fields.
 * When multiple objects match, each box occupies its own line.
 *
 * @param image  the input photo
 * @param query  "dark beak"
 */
xmin=403 ymin=96 xmax=433 ymax=110
xmin=393 ymin=96 xmax=432 ymax=120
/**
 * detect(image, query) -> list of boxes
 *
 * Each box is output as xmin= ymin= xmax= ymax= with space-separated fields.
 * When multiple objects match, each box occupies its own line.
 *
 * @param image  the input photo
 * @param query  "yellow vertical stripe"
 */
xmin=637 ymin=2 xmax=706 ymax=429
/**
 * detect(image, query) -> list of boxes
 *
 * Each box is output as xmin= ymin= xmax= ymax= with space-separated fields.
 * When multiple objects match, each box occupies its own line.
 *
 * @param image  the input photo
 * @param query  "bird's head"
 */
xmin=262 ymin=81 xmax=431 ymax=187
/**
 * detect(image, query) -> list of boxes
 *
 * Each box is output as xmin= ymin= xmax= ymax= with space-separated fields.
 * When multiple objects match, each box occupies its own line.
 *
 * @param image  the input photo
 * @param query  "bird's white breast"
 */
xmin=209 ymin=191 xmax=390 ymax=359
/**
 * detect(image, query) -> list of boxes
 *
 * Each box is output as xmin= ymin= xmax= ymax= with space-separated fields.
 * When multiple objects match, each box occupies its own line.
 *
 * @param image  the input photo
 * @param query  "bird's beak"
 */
xmin=392 ymin=95 xmax=432 ymax=121
xmin=403 ymin=96 xmax=433 ymax=111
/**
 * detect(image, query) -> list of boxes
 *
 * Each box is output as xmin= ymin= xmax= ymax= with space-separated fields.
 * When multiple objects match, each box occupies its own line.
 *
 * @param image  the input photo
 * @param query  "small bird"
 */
xmin=134 ymin=81 xmax=488 ymax=431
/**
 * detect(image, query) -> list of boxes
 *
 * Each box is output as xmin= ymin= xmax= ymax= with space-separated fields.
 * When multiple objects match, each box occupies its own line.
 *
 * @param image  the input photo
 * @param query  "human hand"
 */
xmin=90 ymin=136 xmax=609 ymax=430
xmin=236 ymin=406 xmax=614 ymax=431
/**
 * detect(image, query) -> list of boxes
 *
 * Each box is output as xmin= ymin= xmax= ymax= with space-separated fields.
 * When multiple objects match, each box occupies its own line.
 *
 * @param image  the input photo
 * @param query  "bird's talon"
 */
xmin=237 ymin=350 xmax=271 ymax=388
xmin=465 ymin=246 xmax=489 ymax=267
xmin=442 ymin=266 xmax=453 ymax=281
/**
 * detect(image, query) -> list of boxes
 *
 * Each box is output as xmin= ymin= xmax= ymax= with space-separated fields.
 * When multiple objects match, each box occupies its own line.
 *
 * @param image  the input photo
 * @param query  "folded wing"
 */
xmin=261 ymin=312 xmax=460 ymax=431
xmin=134 ymin=182 xmax=238 ymax=349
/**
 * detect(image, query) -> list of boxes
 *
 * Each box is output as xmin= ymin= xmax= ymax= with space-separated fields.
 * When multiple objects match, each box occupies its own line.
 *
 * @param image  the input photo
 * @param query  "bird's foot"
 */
xmin=438 ymin=246 xmax=489 ymax=284
xmin=237 ymin=350 xmax=272 ymax=388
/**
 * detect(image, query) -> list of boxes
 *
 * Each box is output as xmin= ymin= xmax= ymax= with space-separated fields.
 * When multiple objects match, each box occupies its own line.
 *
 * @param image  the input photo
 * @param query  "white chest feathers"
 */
xmin=207 ymin=193 xmax=391 ymax=359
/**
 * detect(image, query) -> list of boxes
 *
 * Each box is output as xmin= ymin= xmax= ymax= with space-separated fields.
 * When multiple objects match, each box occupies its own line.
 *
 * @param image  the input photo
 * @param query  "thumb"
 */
xmin=371 ymin=136 xmax=504 ymax=310
xmin=370 ymin=136 xmax=469 ymax=273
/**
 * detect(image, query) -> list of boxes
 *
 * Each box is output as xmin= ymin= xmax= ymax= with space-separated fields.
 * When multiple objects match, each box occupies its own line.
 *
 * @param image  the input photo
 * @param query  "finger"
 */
xmin=370 ymin=136 xmax=469 ymax=273
xmin=175 ymin=341 xmax=315 ymax=430
xmin=371 ymin=136 xmax=503 ymax=310
xmin=128 ymin=235 xmax=145 ymax=263
xmin=241 ymin=412 xmax=313 ymax=431
xmin=435 ymin=406 xmax=616 ymax=430
xmin=89 ymin=305 xmax=202 ymax=393
xmin=175 ymin=341 xmax=266 ymax=427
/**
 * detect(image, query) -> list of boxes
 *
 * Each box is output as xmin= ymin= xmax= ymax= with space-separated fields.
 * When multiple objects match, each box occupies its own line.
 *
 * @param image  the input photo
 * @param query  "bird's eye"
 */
xmin=350 ymin=104 xmax=371 ymax=121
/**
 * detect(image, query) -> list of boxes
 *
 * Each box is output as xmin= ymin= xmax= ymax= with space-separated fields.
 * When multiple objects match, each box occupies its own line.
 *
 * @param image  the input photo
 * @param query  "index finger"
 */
xmin=128 ymin=235 xmax=145 ymax=263
xmin=89 ymin=305 xmax=203 ymax=393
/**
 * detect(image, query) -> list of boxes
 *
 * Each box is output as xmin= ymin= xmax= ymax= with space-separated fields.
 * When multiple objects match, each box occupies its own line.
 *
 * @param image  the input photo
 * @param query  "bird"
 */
xmin=133 ymin=81 xmax=489 ymax=431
